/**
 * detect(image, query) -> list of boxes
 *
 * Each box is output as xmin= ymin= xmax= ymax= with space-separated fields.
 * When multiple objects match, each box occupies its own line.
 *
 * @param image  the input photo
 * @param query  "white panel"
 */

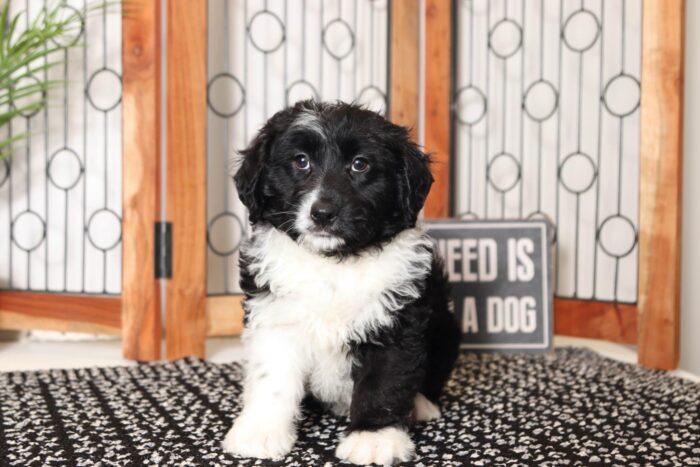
xmin=0 ymin=0 xmax=123 ymax=294
xmin=453 ymin=0 xmax=641 ymax=303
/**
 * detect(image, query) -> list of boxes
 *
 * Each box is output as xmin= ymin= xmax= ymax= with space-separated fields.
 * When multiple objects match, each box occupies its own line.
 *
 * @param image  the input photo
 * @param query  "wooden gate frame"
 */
xmin=0 ymin=0 xmax=162 ymax=361
xmin=166 ymin=0 xmax=245 ymax=361
xmin=424 ymin=0 xmax=685 ymax=369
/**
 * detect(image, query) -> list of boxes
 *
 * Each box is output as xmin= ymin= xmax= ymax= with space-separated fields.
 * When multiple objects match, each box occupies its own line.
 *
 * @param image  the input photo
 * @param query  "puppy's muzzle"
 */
xmin=310 ymin=199 xmax=339 ymax=228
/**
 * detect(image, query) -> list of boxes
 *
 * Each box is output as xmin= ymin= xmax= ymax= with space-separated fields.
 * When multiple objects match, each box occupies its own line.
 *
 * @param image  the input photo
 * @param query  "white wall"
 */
xmin=680 ymin=1 xmax=700 ymax=376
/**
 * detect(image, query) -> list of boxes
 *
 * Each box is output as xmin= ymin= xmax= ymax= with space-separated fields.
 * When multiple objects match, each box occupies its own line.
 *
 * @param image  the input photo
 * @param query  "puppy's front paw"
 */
xmin=222 ymin=413 xmax=296 ymax=460
xmin=335 ymin=426 xmax=414 ymax=466
xmin=413 ymin=393 xmax=441 ymax=422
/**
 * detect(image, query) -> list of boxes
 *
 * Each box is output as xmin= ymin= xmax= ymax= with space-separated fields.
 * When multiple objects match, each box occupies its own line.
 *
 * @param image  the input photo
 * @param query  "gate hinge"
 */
xmin=155 ymin=222 xmax=172 ymax=279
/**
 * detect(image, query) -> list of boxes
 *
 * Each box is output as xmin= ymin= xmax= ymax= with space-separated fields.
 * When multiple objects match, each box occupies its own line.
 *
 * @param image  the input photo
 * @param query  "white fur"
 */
xmin=300 ymin=233 xmax=346 ymax=252
xmin=293 ymin=187 xmax=319 ymax=234
xmin=335 ymin=427 xmax=415 ymax=466
xmin=294 ymin=188 xmax=321 ymax=234
xmin=413 ymin=393 xmax=442 ymax=422
xmin=222 ymin=410 xmax=296 ymax=460
xmin=245 ymin=226 xmax=433 ymax=346
xmin=223 ymin=225 xmax=434 ymax=459
xmin=222 ymin=327 xmax=305 ymax=459
xmin=292 ymin=110 xmax=326 ymax=139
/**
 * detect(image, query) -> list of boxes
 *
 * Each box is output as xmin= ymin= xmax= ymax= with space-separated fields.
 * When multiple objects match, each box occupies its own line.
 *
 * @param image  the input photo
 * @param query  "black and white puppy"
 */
xmin=222 ymin=101 xmax=461 ymax=465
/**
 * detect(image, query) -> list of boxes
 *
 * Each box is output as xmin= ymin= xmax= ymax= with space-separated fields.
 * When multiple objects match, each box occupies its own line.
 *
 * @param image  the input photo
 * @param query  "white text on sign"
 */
xmin=436 ymin=238 xmax=535 ymax=283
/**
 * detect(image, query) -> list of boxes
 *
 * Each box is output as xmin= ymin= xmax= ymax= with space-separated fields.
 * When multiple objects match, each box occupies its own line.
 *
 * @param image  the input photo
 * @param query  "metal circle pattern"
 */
xmin=597 ymin=215 xmax=637 ymax=258
xmin=523 ymin=80 xmax=558 ymax=122
xmin=488 ymin=19 xmax=522 ymax=59
xmin=50 ymin=4 xmax=84 ymax=48
xmin=603 ymin=74 xmax=641 ymax=118
xmin=357 ymin=85 xmax=387 ymax=114
xmin=323 ymin=19 xmax=356 ymax=60
xmin=86 ymin=68 xmax=122 ymax=112
xmin=11 ymin=210 xmax=46 ymax=252
xmin=286 ymin=80 xmax=320 ymax=106
xmin=527 ymin=211 xmax=557 ymax=245
xmin=487 ymin=153 xmax=521 ymax=193
xmin=86 ymin=209 xmax=122 ymax=251
xmin=527 ymin=211 xmax=549 ymax=222
xmin=247 ymin=10 xmax=286 ymax=54
xmin=563 ymin=10 xmax=600 ymax=53
xmin=11 ymin=75 xmax=45 ymax=118
xmin=47 ymin=148 xmax=83 ymax=191
xmin=207 ymin=212 xmax=245 ymax=256
xmin=454 ymin=85 xmax=487 ymax=126
xmin=0 ymin=159 xmax=9 ymax=188
xmin=559 ymin=152 xmax=597 ymax=194
xmin=207 ymin=73 xmax=246 ymax=118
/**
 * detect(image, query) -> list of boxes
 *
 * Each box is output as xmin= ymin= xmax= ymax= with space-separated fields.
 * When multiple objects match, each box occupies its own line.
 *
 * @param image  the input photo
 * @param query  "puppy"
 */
xmin=222 ymin=101 xmax=461 ymax=465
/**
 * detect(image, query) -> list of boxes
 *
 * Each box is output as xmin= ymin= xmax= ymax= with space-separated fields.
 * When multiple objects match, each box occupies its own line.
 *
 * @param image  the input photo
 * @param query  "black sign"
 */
xmin=426 ymin=220 xmax=553 ymax=352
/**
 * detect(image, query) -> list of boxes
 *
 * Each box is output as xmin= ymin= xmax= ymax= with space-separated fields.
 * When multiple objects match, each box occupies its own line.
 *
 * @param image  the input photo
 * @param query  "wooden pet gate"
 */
xmin=0 ymin=0 xmax=683 ymax=370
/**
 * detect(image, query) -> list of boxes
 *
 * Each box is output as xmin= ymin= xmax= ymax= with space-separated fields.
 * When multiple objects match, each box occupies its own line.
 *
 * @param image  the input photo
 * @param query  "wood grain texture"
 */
xmin=166 ymin=0 xmax=207 ymax=360
xmin=389 ymin=0 xmax=420 ymax=138
xmin=423 ymin=0 xmax=451 ymax=218
xmin=0 ymin=293 xmax=121 ymax=333
xmin=637 ymin=0 xmax=685 ymax=370
xmin=555 ymin=298 xmax=637 ymax=345
xmin=0 ymin=311 xmax=121 ymax=336
xmin=122 ymin=0 xmax=162 ymax=361
xmin=206 ymin=295 xmax=245 ymax=337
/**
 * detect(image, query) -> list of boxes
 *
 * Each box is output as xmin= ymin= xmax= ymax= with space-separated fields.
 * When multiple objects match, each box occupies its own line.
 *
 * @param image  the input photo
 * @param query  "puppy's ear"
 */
xmin=234 ymin=128 xmax=271 ymax=223
xmin=399 ymin=142 xmax=434 ymax=226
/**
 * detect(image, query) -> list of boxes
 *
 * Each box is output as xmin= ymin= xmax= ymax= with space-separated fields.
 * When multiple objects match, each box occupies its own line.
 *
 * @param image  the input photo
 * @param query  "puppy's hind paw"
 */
xmin=335 ymin=426 xmax=414 ymax=466
xmin=413 ymin=393 xmax=441 ymax=422
xmin=221 ymin=414 xmax=296 ymax=460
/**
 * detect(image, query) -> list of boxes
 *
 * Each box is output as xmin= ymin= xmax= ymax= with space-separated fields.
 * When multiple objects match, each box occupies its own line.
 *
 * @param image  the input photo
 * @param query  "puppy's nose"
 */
xmin=310 ymin=200 xmax=338 ymax=227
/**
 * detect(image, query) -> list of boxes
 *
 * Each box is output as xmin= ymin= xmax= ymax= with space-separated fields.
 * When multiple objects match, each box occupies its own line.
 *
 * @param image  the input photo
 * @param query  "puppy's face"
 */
xmin=235 ymin=101 xmax=433 ymax=255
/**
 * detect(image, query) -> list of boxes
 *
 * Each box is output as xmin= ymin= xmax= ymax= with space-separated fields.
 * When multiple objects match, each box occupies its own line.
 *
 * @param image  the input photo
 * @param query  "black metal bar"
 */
xmin=82 ymin=0 xmax=88 ymax=292
xmin=448 ymin=0 xmax=457 ymax=217
xmin=554 ymin=0 xmax=563 ymax=295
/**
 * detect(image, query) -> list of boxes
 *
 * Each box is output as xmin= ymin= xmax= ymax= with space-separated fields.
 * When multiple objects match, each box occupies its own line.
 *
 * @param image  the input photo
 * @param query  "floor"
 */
xmin=0 ymin=335 xmax=698 ymax=382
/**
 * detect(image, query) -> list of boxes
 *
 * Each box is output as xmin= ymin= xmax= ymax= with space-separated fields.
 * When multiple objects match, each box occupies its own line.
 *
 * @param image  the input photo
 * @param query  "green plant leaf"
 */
xmin=0 ymin=0 xmax=115 ymax=158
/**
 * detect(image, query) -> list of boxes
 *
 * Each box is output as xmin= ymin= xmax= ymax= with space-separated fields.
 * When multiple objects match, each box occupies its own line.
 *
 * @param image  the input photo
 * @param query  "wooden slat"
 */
xmin=554 ymin=298 xmax=637 ymax=345
xmin=637 ymin=0 xmax=685 ymax=370
xmin=122 ymin=0 xmax=162 ymax=361
xmin=423 ymin=0 xmax=451 ymax=218
xmin=0 ymin=293 xmax=121 ymax=333
xmin=206 ymin=295 xmax=245 ymax=337
xmin=389 ymin=0 xmax=420 ymax=139
xmin=166 ymin=0 xmax=207 ymax=360
xmin=0 ymin=311 xmax=120 ymax=336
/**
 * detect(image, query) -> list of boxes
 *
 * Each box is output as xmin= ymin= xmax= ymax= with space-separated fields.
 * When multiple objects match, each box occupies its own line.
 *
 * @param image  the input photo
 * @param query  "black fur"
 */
xmin=235 ymin=101 xmax=460 ymax=445
xmin=349 ymin=255 xmax=460 ymax=431
xmin=235 ymin=100 xmax=434 ymax=255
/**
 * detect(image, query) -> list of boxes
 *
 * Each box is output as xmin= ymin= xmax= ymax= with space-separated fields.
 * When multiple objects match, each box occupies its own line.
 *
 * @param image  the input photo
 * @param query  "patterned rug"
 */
xmin=0 ymin=348 xmax=698 ymax=466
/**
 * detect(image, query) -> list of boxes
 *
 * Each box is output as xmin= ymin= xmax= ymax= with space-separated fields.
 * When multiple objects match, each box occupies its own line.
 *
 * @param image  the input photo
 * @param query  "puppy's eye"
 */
xmin=294 ymin=154 xmax=310 ymax=170
xmin=351 ymin=157 xmax=369 ymax=173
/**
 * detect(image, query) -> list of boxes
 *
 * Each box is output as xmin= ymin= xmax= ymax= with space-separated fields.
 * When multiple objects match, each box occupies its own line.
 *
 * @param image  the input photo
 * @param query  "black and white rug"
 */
xmin=1 ymin=348 xmax=698 ymax=466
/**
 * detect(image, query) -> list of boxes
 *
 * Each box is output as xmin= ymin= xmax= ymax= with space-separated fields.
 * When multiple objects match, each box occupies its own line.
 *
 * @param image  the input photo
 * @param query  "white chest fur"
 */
xmin=244 ymin=226 xmax=433 ymax=344
xmin=241 ymin=226 xmax=433 ymax=408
